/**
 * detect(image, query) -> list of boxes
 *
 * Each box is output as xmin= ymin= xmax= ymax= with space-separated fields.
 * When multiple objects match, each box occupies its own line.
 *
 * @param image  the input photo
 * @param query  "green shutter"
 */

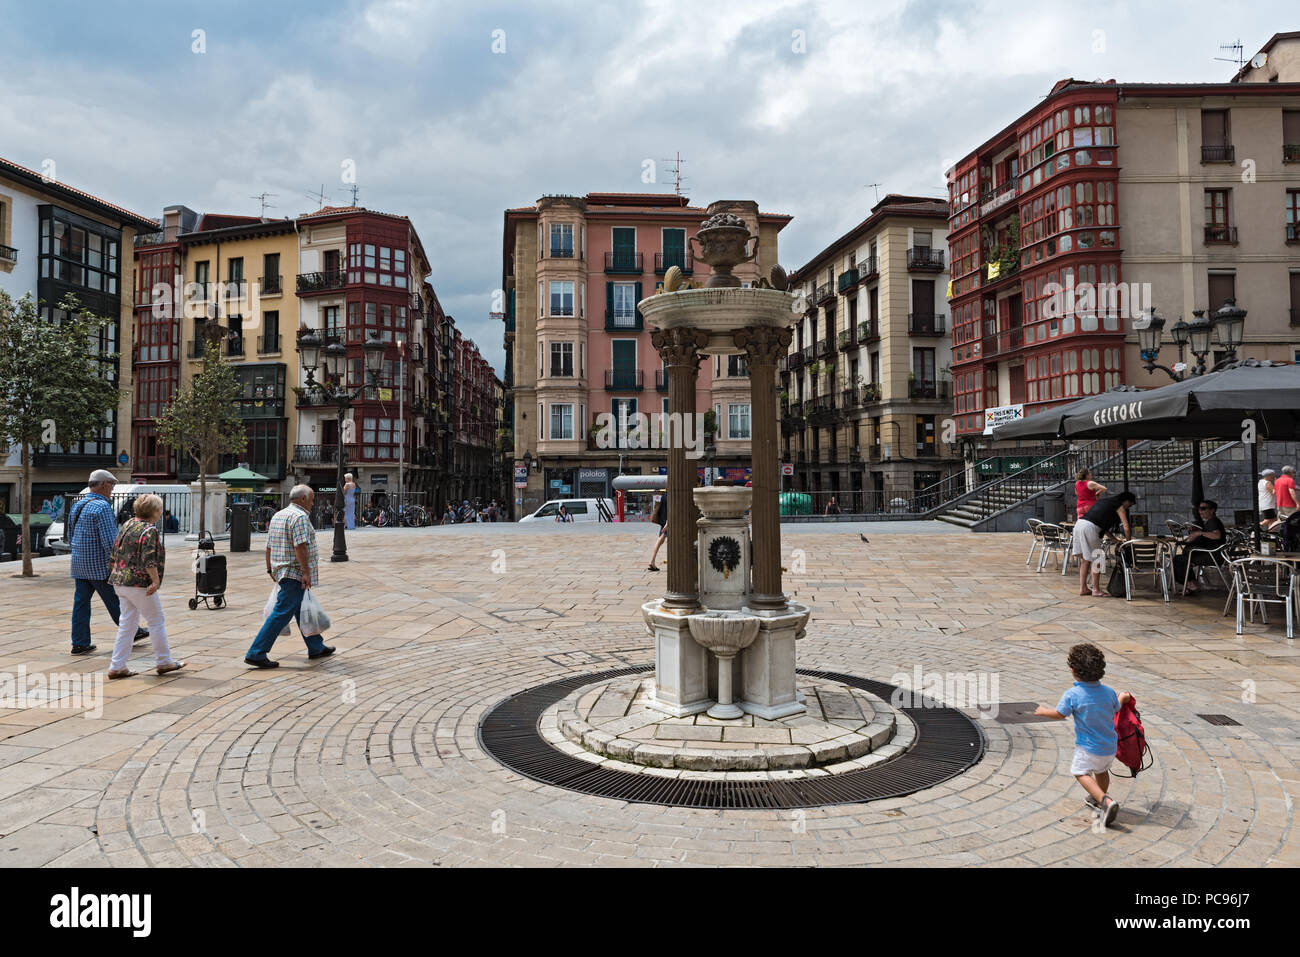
xmin=606 ymin=282 xmax=614 ymax=322
xmin=634 ymin=282 xmax=643 ymax=324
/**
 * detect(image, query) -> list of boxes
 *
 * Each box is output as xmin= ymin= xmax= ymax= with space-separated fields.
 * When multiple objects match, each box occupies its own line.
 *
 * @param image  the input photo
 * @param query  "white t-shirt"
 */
xmin=1258 ymin=478 xmax=1276 ymax=510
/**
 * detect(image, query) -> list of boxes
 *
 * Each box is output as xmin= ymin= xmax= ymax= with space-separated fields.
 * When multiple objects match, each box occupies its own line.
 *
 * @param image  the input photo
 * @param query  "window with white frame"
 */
xmin=727 ymin=403 xmax=752 ymax=439
xmin=611 ymin=283 xmax=637 ymax=325
xmin=550 ymin=281 xmax=574 ymax=316
xmin=549 ymin=403 xmax=574 ymax=439
xmin=550 ymin=341 xmax=574 ymax=377
xmin=549 ymin=223 xmax=574 ymax=257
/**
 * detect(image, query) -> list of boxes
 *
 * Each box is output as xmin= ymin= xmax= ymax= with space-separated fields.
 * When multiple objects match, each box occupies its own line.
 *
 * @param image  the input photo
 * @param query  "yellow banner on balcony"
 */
xmin=378 ymin=388 xmax=393 ymax=401
xmin=945 ymin=280 xmax=954 ymax=300
xmin=986 ymin=261 xmax=1001 ymax=280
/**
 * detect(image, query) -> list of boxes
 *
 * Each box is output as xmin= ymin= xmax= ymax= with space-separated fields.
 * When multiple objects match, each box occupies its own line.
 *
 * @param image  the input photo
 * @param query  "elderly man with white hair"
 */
xmin=244 ymin=484 xmax=335 ymax=668
xmin=68 ymin=469 xmax=148 ymax=655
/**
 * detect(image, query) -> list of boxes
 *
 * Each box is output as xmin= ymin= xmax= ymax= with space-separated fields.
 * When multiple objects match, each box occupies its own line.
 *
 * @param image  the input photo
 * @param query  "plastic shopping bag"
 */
xmin=264 ymin=584 xmax=291 ymax=636
xmin=298 ymin=589 xmax=332 ymax=636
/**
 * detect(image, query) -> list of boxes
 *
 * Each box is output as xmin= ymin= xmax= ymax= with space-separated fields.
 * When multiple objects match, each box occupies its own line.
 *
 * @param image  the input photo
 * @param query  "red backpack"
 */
xmin=1113 ymin=694 xmax=1152 ymax=777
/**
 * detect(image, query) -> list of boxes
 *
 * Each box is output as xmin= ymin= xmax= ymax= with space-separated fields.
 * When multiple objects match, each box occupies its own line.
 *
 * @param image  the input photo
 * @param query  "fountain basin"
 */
xmin=686 ymin=610 xmax=760 ymax=657
xmin=637 ymin=287 xmax=798 ymax=355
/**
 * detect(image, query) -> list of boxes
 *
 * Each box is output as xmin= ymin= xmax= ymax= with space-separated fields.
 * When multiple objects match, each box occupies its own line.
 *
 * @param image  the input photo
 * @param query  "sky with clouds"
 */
xmin=1 ymin=0 xmax=1292 ymax=371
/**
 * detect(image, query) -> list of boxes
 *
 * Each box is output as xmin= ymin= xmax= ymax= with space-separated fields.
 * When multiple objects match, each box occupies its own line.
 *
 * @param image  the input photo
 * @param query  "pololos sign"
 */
xmin=1092 ymin=399 xmax=1144 ymax=426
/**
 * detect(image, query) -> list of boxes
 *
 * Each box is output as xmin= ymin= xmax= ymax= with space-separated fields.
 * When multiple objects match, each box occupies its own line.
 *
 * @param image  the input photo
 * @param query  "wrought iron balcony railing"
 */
xmin=838 ymin=329 xmax=854 ymax=350
xmin=226 ymin=336 xmax=245 ymax=357
xmin=1204 ymin=224 xmax=1238 ymax=244
xmin=0 ymin=243 xmax=17 ymax=263
xmin=655 ymin=370 xmax=669 ymax=392
xmin=260 ymin=274 xmax=282 ymax=295
xmin=859 ymin=256 xmax=878 ymax=280
xmin=654 ymin=252 xmax=694 ymax=275
xmin=906 ymin=247 xmax=945 ymax=270
xmin=815 ymin=281 xmax=835 ymax=303
xmin=296 ymin=270 xmax=347 ymax=293
xmin=908 ymin=313 xmax=946 ymax=335
xmin=604 ymin=369 xmax=644 ymax=391
xmin=1285 ymin=144 xmax=1300 ymax=163
xmin=604 ymin=252 xmax=643 ymax=274
xmin=1201 ymin=144 xmax=1235 ymax=163
xmin=604 ymin=311 xmax=643 ymax=332
xmin=257 ymin=334 xmax=281 ymax=354
xmin=908 ymin=379 xmax=951 ymax=400
xmin=859 ymin=320 xmax=879 ymax=342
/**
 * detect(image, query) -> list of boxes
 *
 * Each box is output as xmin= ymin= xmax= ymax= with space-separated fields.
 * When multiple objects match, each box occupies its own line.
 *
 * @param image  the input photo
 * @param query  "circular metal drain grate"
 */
xmin=477 ymin=666 xmax=985 ymax=809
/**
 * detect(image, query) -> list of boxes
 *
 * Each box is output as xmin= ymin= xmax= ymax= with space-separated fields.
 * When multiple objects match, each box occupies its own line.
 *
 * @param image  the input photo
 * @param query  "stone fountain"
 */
xmin=638 ymin=203 xmax=812 ymax=721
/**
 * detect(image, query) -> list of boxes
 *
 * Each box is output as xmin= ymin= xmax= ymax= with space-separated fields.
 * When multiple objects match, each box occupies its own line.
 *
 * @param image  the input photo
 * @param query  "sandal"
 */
xmin=156 ymin=661 xmax=186 ymax=676
xmin=647 ymin=564 xmax=660 ymax=572
xmin=107 ymin=669 xmax=138 ymax=680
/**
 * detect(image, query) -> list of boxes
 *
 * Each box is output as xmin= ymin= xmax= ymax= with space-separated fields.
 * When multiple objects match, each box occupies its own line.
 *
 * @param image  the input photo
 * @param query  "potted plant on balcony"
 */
xmin=703 ymin=409 xmax=717 ymax=439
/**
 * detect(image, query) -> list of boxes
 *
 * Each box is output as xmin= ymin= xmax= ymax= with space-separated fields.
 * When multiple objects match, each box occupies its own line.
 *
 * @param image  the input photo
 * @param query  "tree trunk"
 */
xmin=20 ymin=442 xmax=33 ymax=577
xmin=198 ymin=453 xmax=207 ymax=537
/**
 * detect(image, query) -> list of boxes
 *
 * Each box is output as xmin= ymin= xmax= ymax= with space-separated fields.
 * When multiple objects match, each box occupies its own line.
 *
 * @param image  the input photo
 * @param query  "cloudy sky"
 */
xmin=1 ymin=0 xmax=1291 ymax=370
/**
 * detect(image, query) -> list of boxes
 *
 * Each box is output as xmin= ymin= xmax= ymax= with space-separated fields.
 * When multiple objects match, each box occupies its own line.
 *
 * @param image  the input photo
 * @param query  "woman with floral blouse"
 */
xmin=106 ymin=494 xmax=184 ymax=678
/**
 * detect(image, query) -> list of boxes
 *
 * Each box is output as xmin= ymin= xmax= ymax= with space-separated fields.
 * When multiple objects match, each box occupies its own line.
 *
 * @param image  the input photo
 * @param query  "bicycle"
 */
xmin=399 ymin=503 xmax=429 ymax=527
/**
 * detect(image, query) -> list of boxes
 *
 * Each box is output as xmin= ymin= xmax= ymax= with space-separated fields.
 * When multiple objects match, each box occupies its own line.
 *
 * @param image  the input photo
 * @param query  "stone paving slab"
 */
xmin=0 ymin=524 xmax=1295 ymax=866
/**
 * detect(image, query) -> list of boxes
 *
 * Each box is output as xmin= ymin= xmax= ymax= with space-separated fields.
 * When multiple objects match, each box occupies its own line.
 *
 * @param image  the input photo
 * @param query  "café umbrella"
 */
xmin=989 ymin=386 xmax=1147 ymax=487
xmin=1057 ymin=361 xmax=1300 ymax=539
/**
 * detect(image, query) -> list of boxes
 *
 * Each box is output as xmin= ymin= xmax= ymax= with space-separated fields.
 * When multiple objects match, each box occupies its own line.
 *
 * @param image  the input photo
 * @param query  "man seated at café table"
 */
xmin=1172 ymin=500 xmax=1225 ymax=595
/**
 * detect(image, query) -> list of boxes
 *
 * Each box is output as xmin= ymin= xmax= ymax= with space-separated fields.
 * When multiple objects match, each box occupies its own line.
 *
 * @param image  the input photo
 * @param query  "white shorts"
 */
xmin=1070 ymin=746 xmax=1114 ymax=776
xmin=1071 ymin=519 xmax=1106 ymax=572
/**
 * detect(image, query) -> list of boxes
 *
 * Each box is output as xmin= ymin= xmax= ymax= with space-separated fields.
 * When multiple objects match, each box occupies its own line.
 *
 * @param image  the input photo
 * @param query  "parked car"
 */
xmin=518 ymin=498 xmax=614 ymax=523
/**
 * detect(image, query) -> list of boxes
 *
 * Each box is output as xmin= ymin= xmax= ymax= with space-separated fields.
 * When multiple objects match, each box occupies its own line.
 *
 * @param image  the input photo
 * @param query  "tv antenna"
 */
xmin=306 ymin=184 xmax=328 ymax=210
xmin=864 ymin=182 xmax=882 ymax=203
xmin=1213 ymin=39 xmax=1244 ymax=69
xmin=661 ymin=152 xmax=687 ymax=196
xmin=251 ymin=192 xmax=277 ymax=217
xmin=340 ymin=184 xmax=362 ymax=207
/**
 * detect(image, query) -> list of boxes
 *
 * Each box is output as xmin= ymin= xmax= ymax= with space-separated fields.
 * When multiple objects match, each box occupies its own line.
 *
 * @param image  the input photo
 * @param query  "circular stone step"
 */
xmin=542 ymin=675 xmax=900 ymax=773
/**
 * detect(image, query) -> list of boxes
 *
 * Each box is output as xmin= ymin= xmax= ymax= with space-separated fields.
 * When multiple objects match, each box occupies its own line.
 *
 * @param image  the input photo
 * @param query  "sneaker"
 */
xmin=70 ymin=644 xmax=97 ymax=655
xmin=1102 ymin=796 xmax=1120 ymax=827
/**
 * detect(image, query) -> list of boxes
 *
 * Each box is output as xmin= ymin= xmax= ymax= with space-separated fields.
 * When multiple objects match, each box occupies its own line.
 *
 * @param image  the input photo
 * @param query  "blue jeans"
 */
xmin=72 ymin=578 xmax=121 ymax=648
xmin=246 ymin=578 xmax=327 ymax=660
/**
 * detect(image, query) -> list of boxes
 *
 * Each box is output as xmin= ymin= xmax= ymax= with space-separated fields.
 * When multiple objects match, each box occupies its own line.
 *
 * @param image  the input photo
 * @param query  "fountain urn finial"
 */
xmin=690 ymin=212 xmax=759 ymax=288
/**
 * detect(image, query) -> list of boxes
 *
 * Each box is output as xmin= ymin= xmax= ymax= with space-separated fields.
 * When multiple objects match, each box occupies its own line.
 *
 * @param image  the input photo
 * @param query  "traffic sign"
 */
xmin=781 ymin=463 xmax=794 ymax=476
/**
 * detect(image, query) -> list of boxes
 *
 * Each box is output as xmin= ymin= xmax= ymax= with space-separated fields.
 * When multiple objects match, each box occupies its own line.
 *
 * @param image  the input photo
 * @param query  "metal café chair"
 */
xmin=1166 ymin=519 xmax=1196 ymax=538
xmin=1025 ymin=518 xmax=1045 ymax=567
xmin=1228 ymin=557 xmax=1295 ymax=640
xmin=1119 ymin=539 xmax=1171 ymax=603
xmin=1036 ymin=523 xmax=1071 ymax=575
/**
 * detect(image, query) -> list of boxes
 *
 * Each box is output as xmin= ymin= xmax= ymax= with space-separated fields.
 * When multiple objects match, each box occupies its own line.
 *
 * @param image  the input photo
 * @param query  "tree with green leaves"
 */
xmin=0 ymin=291 xmax=124 ymax=577
xmin=155 ymin=337 xmax=246 ymax=537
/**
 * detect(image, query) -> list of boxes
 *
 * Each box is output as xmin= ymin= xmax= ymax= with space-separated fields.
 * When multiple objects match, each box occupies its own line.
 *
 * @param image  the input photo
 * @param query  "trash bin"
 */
xmin=229 ymin=503 xmax=251 ymax=552
xmin=1042 ymin=490 xmax=1066 ymax=525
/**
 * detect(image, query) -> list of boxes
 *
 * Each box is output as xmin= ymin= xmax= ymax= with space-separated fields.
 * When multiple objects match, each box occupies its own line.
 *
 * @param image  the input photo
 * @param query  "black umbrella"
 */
xmin=1059 ymin=361 xmax=1300 ymax=542
xmin=989 ymin=386 xmax=1145 ymax=487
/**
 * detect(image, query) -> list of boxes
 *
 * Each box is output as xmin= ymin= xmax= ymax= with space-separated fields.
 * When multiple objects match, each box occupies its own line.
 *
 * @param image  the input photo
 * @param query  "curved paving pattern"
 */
xmin=0 ymin=524 xmax=1295 ymax=867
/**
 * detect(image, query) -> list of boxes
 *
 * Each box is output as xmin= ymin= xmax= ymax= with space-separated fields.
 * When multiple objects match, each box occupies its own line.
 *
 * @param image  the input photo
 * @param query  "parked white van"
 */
xmin=518 ymin=498 xmax=614 ymax=523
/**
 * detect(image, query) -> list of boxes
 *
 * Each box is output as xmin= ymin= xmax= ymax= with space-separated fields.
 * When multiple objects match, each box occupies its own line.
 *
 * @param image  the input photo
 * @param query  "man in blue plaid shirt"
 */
xmin=69 ymin=470 xmax=147 ymax=654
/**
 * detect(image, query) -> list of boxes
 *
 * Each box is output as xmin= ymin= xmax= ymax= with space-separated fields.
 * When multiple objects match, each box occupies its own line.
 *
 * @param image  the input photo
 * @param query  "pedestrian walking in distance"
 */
xmin=69 ymin=469 xmax=147 ymax=655
xmin=647 ymin=492 xmax=668 ymax=571
xmin=245 ymin=484 xmax=335 ymax=669
xmin=106 ymin=494 xmax=183 ymax=678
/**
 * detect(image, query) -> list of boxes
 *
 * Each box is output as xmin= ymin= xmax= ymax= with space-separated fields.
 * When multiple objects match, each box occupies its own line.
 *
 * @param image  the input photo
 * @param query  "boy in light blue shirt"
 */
xmin=1036 ymin=642 xmax=1131 ymax=827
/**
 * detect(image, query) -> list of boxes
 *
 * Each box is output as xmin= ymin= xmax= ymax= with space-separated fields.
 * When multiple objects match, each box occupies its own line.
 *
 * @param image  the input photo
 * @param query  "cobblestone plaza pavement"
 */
xmin=0 ymin=522 xmax=1296 ymax=868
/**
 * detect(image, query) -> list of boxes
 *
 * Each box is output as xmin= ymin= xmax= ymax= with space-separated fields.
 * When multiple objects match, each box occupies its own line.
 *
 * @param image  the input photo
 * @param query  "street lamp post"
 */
xmin=1132 ymin=300 xmax=1248 ymax=515
xmin=298 ymin=328 xmax=387 ymax=562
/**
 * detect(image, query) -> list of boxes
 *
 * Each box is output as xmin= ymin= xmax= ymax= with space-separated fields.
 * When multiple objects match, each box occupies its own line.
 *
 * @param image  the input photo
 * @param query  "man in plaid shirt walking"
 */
xmin=244 ymin=484 xmax=335 ymax=668
xmin=69 ymin=469 xmax=147 ymax=655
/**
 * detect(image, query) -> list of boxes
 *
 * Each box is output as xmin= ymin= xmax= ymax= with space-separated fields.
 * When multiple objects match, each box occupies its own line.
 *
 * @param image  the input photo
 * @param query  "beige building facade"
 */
xmin=784 ymin=195 xmax=960 ymax=513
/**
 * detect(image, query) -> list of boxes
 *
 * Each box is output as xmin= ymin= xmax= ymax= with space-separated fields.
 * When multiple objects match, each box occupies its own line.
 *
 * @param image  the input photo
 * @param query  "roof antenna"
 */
xmin=661 ymin=152 xmax=687 ymax=197
xmin=1213 ymin=39 xmax=1244 ymax=69
xmin=339 ymin=184 xmax=361 ymax=207
xmin=251 ymin=192 xmax=277 ymax=217
xmin=864 ymin=182 xmax=882 ymax=204
xmin=306 ymin=184 xmax=328 ymax=210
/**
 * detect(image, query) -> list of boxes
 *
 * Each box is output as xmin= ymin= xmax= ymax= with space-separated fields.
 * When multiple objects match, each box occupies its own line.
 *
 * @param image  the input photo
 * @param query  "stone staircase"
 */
xmin=932 ymin=439 xmax=1235 ymax=531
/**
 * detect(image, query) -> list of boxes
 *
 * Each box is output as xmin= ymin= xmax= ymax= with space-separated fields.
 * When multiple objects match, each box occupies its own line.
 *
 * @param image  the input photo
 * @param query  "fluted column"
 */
xmin=735 ymin=325 xmax=792 ymax=612
xmin=652 ymin=326 xmax=709 ymax=612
